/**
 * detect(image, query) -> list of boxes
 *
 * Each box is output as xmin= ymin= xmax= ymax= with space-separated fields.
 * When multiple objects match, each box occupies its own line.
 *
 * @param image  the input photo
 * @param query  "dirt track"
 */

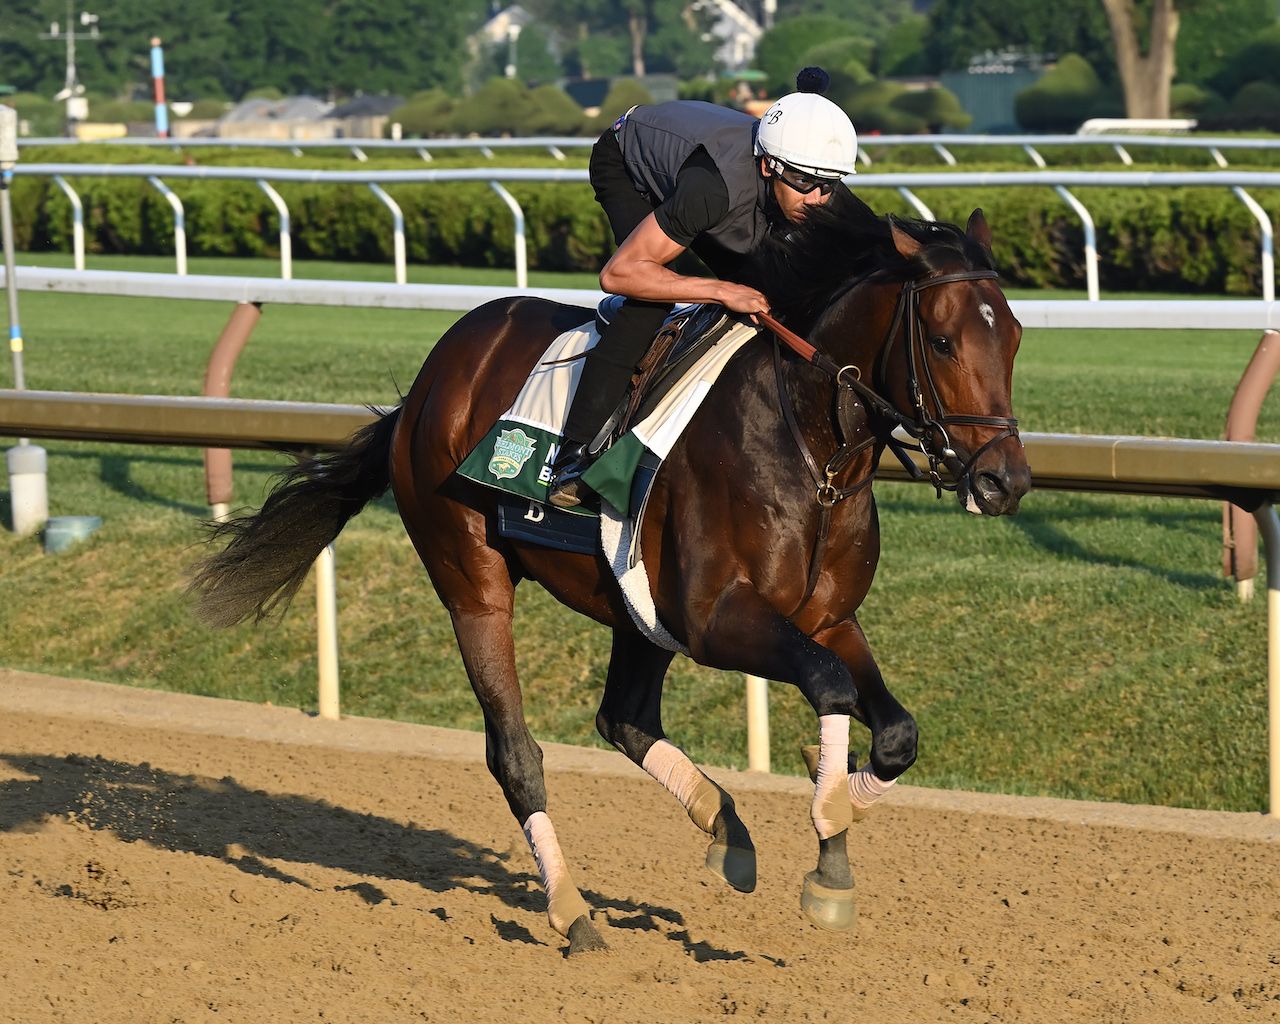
xmin=1 ymin=669 xmax=1278 ymax=1024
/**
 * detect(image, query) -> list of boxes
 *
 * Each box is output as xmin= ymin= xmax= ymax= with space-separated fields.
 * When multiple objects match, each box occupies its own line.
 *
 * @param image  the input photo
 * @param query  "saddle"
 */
xmin=592 ymin=296 xmax=735 ymax=447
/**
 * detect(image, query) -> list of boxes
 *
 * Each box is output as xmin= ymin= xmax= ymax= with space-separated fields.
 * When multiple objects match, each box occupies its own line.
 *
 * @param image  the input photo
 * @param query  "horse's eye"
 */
xmin=929 ymin=335 xmax=953 ymax=356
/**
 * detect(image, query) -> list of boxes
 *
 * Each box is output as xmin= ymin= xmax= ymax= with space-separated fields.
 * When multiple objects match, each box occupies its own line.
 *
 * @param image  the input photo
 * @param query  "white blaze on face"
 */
xmin=979 ymin=302 xmax=995 ymax=329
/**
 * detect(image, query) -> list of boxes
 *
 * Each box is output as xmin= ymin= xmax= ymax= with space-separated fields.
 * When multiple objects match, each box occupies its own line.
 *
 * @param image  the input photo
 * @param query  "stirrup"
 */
xmin=547 ymin=444 xmax=595 ymax=510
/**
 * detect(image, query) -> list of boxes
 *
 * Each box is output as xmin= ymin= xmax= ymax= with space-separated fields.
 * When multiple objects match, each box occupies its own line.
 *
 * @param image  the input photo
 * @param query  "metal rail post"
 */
xmin=256 ymin=180 xmax=292 ymax=280
xmin=897 ymin=187 xmax=935 ymax=222
xmin=746 ymin=675 xmax=770 ymax=772
xmin=51 ymin=175 xmax=84 ymax=270
xmin=1054 ymin=186 xmax=1100 ymax=301
xmin=1023 ymin=145 xmax=1046 ymax=168
xmin=203 ymin=302 xmax=263 ymax=519
xmin=1231 ymin=188 xmax=1275 ymax=303
xmin=1224 ymin=330 xmax=1280 ymax=600
xmin=146 ymin=175 xmax=187 ymax=276
xmin=1255 ymin=502 xmax=1280 ymax=818
xmin=316 ymin=542 xmax=340 ymax=720
xmin=932 ymin=143 xmax=956 ymax=166
xmin=1113 ymin=144 xmax=1133 ymax=166
xmin=489 ymin=181 xmax=528 ymax=289
xmin=366 ymin=183 xmax=406 ymax=285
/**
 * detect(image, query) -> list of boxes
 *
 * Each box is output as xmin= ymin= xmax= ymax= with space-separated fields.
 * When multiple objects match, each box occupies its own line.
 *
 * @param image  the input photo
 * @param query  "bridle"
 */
xmin=763 ymin=267 xmax=1019 ymax=503
xmin=875 ymin=268 xmax=1021 ymax=495
xmin=760 ymin=267 xmax=1021 ymax=605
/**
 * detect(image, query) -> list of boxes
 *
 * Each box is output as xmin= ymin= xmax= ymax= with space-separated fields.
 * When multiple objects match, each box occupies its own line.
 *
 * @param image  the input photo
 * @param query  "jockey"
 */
xmin=547 ymin=67 xmax=859 ymax=509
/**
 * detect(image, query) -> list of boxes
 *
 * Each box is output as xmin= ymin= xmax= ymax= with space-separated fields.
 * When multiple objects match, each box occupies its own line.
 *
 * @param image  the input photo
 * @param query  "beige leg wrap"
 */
xmin=522 ymin=811 xmax=591 ymax=937
xmin=848 ymin=763 xmax=896 ymax=810
xmin=641 ymin=739 xmax=723 ymax=834
xmin=812 ymin=715 xmax=855 ymax=839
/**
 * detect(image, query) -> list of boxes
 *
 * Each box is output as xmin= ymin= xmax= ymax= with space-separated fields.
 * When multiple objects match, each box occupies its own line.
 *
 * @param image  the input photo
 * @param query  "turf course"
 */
xmin=0 ymin=253 xmax=1276 ymax=812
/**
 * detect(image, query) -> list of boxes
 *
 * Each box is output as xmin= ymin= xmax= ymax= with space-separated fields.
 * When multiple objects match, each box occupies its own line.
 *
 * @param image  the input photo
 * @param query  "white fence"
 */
xmin=11 ymin=162 xmax=1280 ymax=302
xmin=19 ymin=131 xmax=1280 ymax=169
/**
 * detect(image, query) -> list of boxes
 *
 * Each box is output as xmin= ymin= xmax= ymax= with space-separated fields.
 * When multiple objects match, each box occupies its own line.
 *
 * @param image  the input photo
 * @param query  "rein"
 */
xmin=758 ymin=267 xmax=1020 ymax=605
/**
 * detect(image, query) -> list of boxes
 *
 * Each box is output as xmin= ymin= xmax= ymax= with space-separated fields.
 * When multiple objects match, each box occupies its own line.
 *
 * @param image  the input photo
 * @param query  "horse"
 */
xmin=188 ymin=196 xmax=1030 ymax=955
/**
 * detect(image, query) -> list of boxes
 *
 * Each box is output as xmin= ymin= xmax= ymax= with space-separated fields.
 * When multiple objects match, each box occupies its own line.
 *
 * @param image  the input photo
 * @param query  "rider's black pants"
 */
xmin=561 ymin=130 xmax=670 ymax=447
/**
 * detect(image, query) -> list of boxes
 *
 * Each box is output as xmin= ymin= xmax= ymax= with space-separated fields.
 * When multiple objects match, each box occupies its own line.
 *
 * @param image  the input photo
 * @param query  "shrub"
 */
xmin=526 ymin=85 xmax=587 ymax=135
xmin=891 ymin=87 xmax=972 ymax=132
xmin=1014 ymin=54 xmax=1112 ymax=132
xmin=586 ymin=79 xmax=654 ymax=134
xmin=389 ymin=89 xmax=456 ymax=137
xmin=1169 ymin=83 xmax=1224 ymax=118
xmin=450 ymin=78 xmax=539 ymax=137
xmin=839 ymin=81 xmax=925 ymax=133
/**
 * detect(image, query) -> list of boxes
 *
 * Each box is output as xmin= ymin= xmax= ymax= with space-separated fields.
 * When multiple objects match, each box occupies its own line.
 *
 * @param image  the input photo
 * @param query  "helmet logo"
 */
xmin=766 ymin=108 xmax=783 ymax=124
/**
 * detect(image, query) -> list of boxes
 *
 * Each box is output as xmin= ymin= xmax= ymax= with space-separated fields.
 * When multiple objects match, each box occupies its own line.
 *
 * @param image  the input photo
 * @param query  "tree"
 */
xmin=1100 ymin=0 xmax=1179 ymax=119
xmin=755 ymin=16 xmax=860 ymax=93
xmin=924 ymin=0 xmax=1114 ymax=74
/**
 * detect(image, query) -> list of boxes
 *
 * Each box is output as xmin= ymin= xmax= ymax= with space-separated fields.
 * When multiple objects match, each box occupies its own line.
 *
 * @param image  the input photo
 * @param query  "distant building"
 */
xmin=476 ymin=4 xmax=532 ymax=47
xmin=327 ymin=95 xmax=403 ymax=139
xmin=694 ymin=0 xmax=764 ymax=71
xmin=217 ymin=96 xmax=335 ymax=140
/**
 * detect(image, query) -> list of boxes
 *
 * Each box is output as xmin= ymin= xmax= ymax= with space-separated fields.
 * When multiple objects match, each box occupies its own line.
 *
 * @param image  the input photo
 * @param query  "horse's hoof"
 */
xmin=566 ymin=914 xmax=609 ymax=955
xmin=706 ymin=839 xmax=757 ymax=893
xmin=801 ymin=872 xmax=856 ymax=931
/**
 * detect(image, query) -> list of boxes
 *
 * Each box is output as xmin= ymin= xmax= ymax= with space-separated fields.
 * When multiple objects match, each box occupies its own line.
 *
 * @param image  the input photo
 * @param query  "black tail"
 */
xmin=188 ymin=407 xmax=402 ymax=628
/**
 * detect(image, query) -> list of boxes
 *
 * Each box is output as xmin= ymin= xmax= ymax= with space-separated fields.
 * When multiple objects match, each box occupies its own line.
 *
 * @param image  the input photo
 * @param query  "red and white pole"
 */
xmin=150 ymin=36 xmax=169 ymax=139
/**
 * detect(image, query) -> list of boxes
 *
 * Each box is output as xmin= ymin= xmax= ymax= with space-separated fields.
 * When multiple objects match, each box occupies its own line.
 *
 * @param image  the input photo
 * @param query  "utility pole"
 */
xmin=40 ymin=1 xmax=101 ymax=138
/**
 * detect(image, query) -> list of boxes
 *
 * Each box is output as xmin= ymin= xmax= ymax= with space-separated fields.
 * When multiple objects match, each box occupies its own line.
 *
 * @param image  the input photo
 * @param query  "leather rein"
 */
xmin=758 ymin=268 xmax=1020 ymax=605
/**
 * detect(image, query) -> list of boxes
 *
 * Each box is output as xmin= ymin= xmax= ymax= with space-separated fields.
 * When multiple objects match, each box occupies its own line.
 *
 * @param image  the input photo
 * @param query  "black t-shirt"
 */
xmin=653 ymin=146 xmax=731 ymax=247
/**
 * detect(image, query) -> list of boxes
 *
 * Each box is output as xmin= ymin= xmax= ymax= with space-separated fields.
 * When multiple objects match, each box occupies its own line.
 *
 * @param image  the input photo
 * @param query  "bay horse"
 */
xmin=189 ymin=196 xmax=1030 ymax=954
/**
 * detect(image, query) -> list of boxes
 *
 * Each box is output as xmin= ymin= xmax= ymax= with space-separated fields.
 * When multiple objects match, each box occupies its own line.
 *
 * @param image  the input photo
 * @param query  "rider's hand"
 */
xmin=719 ymin=283 xmax=770 ymax=320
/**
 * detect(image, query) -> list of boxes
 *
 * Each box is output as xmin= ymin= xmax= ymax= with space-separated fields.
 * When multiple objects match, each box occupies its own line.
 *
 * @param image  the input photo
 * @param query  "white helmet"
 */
xmin=754 ymin=92 xmax=857 ymax=178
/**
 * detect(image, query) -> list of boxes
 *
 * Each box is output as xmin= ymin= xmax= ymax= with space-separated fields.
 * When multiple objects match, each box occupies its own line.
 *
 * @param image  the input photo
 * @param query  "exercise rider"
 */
xmin=547 ymin=69 xmax=859 ymax=509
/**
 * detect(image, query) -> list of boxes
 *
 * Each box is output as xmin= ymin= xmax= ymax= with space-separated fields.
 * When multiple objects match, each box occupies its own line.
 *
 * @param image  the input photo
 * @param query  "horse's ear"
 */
xmin=966 ymin=208 xmax=992 ymax=253
xmin=889 ymin=217 xmax=922 ymax=258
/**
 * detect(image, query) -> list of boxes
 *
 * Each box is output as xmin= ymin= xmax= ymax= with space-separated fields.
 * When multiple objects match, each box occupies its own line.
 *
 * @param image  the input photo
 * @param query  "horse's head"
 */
xmin=872 ymin=210 xmax=1030 ymax=516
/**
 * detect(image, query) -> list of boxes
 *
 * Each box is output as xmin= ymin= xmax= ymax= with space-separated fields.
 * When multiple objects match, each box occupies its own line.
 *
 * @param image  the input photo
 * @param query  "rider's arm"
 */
xmin=601 ymin=150 xmax=769 ymax=314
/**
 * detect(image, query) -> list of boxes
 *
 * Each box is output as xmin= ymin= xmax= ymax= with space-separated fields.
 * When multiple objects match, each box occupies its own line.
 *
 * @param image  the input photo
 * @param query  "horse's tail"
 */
xmin=188 ymin=406 xmax=402 ymax=628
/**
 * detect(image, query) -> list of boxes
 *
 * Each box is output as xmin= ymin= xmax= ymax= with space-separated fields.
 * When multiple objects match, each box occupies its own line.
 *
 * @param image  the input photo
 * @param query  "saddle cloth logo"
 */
xmin=488 ymin=428 xmax=537 ymax=480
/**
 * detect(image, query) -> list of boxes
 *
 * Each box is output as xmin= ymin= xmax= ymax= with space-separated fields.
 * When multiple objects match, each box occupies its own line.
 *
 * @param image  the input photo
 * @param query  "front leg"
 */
xmin=692 ymin=583 xmax=862 ymax=930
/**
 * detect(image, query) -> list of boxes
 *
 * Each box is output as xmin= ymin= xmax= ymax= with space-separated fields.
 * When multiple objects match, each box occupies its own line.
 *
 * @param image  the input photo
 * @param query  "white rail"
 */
xmin=20 ymin=132 xmax=1280 ymax=160
xmin=15 ymin=163 xmax=1280 ymax=300
xmin=7 ymin=266 xmax=1280 ymax=328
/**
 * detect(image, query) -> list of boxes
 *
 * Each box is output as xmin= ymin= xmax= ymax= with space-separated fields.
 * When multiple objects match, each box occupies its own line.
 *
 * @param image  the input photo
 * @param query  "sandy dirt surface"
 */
xmin=1 ymin=668 xmax=1278 ymax=1024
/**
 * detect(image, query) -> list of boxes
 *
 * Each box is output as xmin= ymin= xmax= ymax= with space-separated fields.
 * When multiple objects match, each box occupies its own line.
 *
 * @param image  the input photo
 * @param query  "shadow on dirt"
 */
xmin=0 ymin=750 xmax=753 ymax=959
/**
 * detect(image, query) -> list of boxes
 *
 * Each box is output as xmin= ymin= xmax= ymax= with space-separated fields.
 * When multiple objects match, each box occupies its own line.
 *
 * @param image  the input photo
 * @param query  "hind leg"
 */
xmin=447 ymin=602 xmax=608 ymax=954
xmin=595 ymin=630 xmax=756 ymax=893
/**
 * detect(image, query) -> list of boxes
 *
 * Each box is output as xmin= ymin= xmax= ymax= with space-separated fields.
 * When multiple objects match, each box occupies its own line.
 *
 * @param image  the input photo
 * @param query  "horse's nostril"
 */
xmin=975 ymin=471 xmax=1007 ymax=500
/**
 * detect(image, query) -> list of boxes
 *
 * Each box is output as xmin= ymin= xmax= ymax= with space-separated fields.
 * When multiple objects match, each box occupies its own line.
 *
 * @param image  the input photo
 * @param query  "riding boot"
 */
xmin=548 ymin=297 xmax=669 ymax=509
xmin=547 ymin=440 xmax=593 ymax=510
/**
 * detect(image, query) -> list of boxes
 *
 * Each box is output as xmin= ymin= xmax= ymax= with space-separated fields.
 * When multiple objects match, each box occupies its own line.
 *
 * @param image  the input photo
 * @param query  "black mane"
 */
xmin=752 ymin=188 xmax=994 ymax=334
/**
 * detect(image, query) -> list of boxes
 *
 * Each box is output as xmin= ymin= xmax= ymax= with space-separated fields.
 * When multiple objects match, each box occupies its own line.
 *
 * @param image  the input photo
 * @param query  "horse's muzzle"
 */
xmin=958 ymin=458 xmax=1031 ymax=517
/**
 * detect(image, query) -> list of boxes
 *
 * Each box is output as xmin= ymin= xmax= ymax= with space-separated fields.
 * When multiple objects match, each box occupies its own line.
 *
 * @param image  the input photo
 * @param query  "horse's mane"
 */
xmin=753 ymin=188 xmax=995 ymax=334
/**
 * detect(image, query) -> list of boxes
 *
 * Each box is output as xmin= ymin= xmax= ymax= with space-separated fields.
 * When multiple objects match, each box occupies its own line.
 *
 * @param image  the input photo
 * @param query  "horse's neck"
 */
xmin=808 ymin=280 xmax=897 ymax=382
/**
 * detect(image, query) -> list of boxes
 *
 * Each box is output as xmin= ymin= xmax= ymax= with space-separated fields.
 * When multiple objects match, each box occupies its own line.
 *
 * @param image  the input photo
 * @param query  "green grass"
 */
xmin=0 ymin=256 xmax=1275 ymax=813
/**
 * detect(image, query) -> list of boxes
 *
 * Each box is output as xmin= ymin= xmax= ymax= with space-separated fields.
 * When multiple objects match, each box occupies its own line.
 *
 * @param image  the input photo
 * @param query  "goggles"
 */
xmin=769 ymin=159 xmax=841 ymax=196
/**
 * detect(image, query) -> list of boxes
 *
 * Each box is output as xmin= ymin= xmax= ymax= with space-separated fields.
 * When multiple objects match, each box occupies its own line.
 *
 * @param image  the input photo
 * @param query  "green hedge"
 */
xmin=11 ymin=170 xmax=1279 ymax=294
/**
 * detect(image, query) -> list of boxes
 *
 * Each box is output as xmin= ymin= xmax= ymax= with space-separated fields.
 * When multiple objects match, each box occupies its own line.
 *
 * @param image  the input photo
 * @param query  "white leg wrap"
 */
xmin=811 ymin=714 xmax=855 ymax=839
xmin=641 ymin=739 xmax=723 ymax=833
xmin=522 ymin=811 xmax=590 ymax=937
xmin=848 ymin=763 xmax=896 ymax=810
